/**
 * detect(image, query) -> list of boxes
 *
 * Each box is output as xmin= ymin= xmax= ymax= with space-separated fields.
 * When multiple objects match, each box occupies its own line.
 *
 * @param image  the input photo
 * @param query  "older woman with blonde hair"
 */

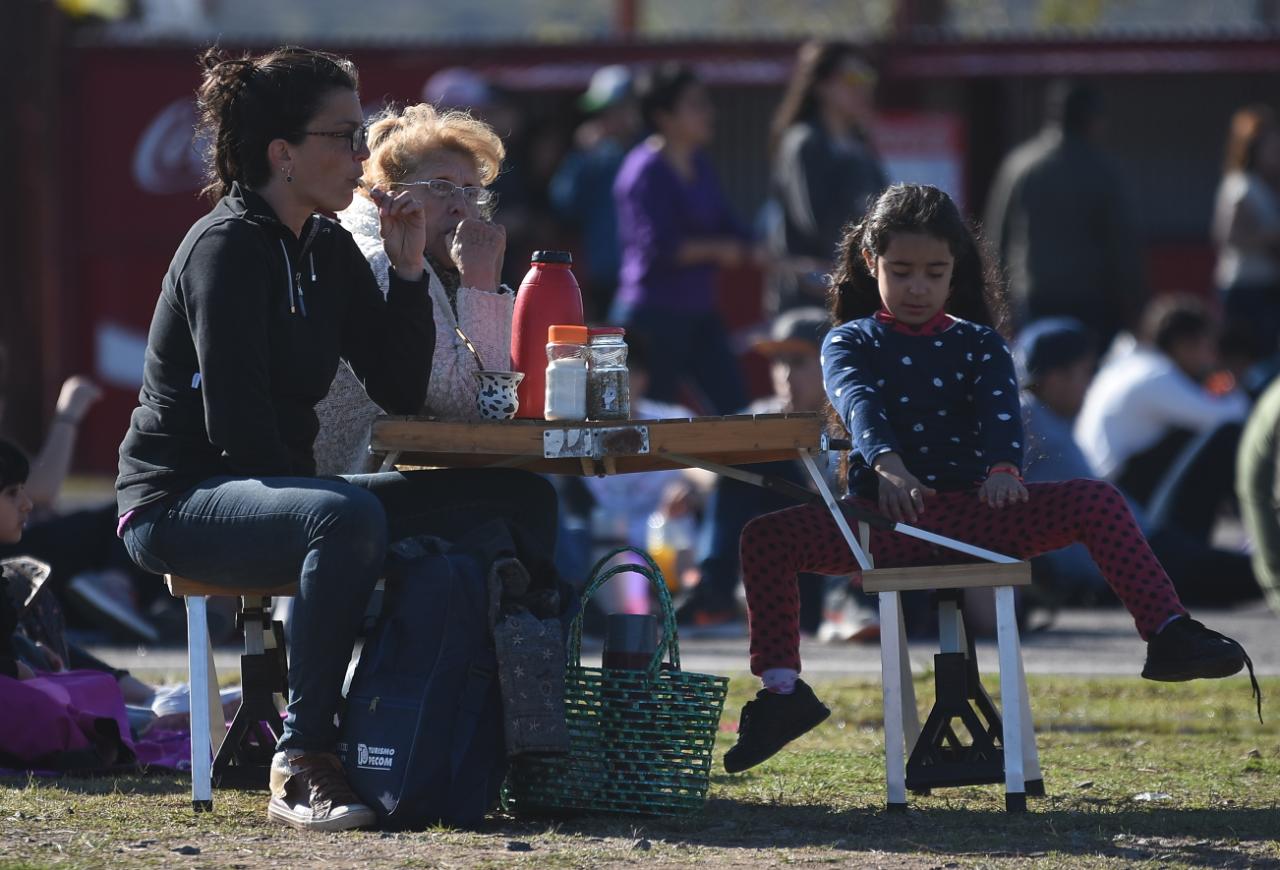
xmin=314 ymin=103 xmax=513 ymax=473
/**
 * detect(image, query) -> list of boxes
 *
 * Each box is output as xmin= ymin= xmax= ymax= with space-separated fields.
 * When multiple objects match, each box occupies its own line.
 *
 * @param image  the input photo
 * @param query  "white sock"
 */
xmin=762 ymin=668 xmax=798 ymax=694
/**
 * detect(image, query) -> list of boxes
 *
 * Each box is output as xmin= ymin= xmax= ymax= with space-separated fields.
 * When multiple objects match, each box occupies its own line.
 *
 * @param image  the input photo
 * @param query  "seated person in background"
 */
xmin=0 ymin=438 xmax=155 ymax=704
xmin=576 ymin=335 xmax=712 ymax=614
xmin=1236 ymin=376 xmax=1280 ymax=617
xmin=0 ymin=360 xmax=173 ymax=645
xmin=1075 ymin=295 xmax=1249 ymax=509
xmin=1016 ymin=317 xmax=1111 ymax=603
xmin=676 ymin=308 xmax=855 ymax=637
xmin=1021 ymin=318 xmax=1259 ymax=607
xmin=314 ymin=101 xmax=512 ymax=475
xmin=1 ymin=438 xmax=38 ymax=680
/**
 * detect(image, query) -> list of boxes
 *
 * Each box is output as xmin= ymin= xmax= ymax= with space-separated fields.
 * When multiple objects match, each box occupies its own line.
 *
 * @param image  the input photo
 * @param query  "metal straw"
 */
xmin=455 ymin=325 xmax=486 ymax=371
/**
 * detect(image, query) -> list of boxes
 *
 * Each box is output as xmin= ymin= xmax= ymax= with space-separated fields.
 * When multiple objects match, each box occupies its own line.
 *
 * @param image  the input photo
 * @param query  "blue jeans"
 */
xmin=121 ymin=469 xmax=557 ymax=752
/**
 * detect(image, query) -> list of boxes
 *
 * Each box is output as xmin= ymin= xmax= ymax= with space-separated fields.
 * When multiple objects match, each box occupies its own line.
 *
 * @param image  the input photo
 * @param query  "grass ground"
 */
xmin=2 ymin=674 xmax=1277 ymax=869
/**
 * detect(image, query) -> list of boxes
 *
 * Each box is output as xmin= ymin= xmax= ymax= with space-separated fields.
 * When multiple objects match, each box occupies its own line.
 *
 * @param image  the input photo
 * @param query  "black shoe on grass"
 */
xmin=1142 ymin=616 xmax=1262 ymax=721
xmin=723 ymin=679 xmax=830 ymax=774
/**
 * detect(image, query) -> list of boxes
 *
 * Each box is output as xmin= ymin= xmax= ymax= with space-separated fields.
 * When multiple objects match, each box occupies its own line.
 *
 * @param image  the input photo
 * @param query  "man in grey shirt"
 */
xmin=985 ymin=81 xmax=1145 ymax=350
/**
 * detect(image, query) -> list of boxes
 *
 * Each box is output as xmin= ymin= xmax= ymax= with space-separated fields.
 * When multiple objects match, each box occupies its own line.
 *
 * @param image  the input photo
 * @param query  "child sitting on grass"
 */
xmin=1 ymin=439 xmax=37 ymax=680
xmin=722 ymin=183 xmax=1258 ymax=775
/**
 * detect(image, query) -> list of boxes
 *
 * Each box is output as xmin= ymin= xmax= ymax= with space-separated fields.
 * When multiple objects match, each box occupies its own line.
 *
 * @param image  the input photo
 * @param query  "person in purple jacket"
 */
xmin=612 ymin=63 xmax=750 ymax=414
xmin=722 ymin=184 xmax=1257 ymax=775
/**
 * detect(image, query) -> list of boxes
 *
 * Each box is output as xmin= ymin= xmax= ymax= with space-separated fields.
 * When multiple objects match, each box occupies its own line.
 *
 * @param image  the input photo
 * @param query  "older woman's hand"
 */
xmin=451 ymin=218 xmax=506 ymax=293
xmin=369 ymin=186 xmax=426 ymax=281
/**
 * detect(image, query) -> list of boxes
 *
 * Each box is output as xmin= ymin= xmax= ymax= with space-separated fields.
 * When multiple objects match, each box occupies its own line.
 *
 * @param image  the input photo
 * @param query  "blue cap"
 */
xmin=1014 ymin=317 xmax=1098 ymax=385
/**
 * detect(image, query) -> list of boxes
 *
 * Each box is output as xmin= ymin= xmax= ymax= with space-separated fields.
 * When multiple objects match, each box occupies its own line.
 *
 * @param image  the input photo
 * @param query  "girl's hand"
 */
xmin=979 ymin=469 xmax=1028 ymax=509
xmin=873 ymin=452 xmax=936 ymax=523
xmin=15 ymin=661 xmax=36 ymax=680
xmin=450 ymin=218 xmax=506 ymax=293
xmin=369 ymin=186 xmax=426 ymax=281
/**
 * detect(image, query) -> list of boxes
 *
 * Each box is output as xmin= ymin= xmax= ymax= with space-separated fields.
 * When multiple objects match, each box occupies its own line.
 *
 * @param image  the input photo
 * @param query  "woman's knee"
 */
xmin=312 ymin=484 xmax=388 ymax=559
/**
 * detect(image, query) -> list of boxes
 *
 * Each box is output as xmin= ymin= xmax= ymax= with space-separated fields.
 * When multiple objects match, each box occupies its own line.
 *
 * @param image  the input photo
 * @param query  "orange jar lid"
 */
xmin=547 ymin=324 xmax=590 ymax=344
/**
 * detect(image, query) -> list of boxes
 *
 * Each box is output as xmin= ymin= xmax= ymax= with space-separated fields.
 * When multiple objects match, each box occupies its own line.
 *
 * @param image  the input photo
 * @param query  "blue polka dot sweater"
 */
xmin=821 ymin=314 xmax=1024 ymax=499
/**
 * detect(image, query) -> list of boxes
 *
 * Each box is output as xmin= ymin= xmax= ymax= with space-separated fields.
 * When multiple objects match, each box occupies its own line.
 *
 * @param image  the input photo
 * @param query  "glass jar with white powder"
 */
xmin=544 ymin=324 xmax=589 ymax=421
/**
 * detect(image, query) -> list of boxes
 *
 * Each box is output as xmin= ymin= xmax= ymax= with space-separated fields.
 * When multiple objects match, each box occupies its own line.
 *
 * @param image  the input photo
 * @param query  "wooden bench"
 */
xmin=165 ymin=575 xmax=297 ymax=812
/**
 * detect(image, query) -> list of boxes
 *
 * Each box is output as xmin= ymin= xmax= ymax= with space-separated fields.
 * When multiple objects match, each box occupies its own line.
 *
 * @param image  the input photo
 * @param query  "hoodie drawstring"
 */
xmin=279 ymin=222 xmax=322 ymax=318
xmin=278 ymin=239 xmax=298 ymax=316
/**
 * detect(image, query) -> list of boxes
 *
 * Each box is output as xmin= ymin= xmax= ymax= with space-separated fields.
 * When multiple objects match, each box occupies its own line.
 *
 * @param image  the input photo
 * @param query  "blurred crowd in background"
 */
xmin=4 ymin=0 xmax=1280 ymax=650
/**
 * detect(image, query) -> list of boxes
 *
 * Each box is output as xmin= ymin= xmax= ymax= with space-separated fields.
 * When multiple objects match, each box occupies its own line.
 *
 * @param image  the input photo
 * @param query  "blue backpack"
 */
xmin=337 ymin=536 xmax=504 ymax=830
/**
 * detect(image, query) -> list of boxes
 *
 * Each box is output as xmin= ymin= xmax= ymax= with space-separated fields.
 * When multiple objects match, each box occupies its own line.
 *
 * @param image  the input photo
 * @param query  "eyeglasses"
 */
xmin=390 ymin=178 xmax=498 ymax=210
xmin=303 ymin=122 xmax=369 ymax=153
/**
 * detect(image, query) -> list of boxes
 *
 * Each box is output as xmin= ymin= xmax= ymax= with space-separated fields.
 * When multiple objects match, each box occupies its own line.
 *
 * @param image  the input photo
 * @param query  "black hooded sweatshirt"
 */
xmin=117 ymin=183 xmax=434 ymax=517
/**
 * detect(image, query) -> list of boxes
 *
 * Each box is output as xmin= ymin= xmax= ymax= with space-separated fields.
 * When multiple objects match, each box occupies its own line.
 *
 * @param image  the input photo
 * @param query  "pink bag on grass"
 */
xmin=0 ymin=669 xmax=135 ymax=769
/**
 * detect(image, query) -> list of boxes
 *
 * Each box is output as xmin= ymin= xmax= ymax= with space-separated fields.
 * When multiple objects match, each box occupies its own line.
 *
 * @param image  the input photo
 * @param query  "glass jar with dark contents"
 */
xmin=586 ymin=327 xmax=630 ymax=420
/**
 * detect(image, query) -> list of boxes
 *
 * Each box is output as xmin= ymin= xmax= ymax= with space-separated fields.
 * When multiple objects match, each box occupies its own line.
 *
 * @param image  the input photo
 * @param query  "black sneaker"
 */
xmin=723 ymin=679 xmax=831 ymax=774
xmin=1142 ymin=616 xmax=1262 ymax=721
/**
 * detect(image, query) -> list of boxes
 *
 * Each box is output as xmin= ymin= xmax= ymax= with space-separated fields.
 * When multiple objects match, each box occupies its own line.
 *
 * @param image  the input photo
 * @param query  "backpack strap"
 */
xmin=450 ymin=646 xmax=498 ymax=785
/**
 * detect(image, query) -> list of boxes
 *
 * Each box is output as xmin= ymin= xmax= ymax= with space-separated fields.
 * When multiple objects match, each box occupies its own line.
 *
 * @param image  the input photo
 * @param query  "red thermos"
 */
xmin=511 ymin=251 xmax=585 ymax=418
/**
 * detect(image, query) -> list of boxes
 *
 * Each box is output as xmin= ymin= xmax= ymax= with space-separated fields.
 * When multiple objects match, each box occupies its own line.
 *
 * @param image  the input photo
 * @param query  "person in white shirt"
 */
xmin=1023 ymin=317 xmax=1258 ymax=607
xmin=1075 ymin=295 xmax=1249 ymax=509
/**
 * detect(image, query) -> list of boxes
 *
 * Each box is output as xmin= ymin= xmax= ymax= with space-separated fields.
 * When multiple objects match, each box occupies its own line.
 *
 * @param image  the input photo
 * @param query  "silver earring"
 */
xmin=283 ymin=166 xmax=293 ymax=183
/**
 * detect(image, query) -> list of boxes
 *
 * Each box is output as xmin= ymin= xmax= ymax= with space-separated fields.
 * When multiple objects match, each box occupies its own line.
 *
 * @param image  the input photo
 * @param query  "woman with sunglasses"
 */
xmin=116 ymin=48 xmax=557 ymax=832
xmin=314 ymin=102 xmax=511 ymax=473
xmin=767 ymin=40 xmax=887 ymax=313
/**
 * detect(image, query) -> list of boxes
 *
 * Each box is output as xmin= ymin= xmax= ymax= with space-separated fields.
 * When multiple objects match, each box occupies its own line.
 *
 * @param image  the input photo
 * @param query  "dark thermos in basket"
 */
xmin=601 ymin=613 xmax=658 ymax=670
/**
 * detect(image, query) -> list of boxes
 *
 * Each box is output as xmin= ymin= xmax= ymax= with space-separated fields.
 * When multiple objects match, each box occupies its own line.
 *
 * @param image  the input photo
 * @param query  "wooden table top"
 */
xmin=370 ymin=412 xmax=826 ymax=475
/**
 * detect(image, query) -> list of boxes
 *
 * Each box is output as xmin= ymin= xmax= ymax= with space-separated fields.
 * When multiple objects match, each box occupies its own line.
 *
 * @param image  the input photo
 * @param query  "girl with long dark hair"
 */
xmin=722 ymin=184 xmax=1255 ymax=775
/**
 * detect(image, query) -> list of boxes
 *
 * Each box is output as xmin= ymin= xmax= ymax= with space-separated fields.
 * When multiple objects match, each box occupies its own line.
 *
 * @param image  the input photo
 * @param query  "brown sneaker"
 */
xmin=267 ymin=751 xmax=376 ymax=832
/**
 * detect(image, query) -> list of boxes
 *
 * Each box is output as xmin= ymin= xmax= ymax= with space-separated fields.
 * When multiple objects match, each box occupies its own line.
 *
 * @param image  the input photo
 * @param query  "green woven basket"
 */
xmin=504 ymin=547 xmax=729 ymax=817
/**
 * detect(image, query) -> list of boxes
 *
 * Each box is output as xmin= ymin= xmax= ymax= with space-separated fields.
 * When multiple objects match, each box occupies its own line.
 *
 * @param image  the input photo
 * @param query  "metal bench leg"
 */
xmin=186 ymin=595 xmax=213 ymax=812
xmin=994 ymin=585 xmax=1026 ymax=812
xmin=879 ymin=590 xmax=909 ymax=811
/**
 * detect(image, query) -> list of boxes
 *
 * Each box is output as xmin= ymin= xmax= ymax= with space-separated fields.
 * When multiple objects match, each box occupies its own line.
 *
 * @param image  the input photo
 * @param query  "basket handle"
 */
xmin=568 ymin=546 xmax=681 ymax=677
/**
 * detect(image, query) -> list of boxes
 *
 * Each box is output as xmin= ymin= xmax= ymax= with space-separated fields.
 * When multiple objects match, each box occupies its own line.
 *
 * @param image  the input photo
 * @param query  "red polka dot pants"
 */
xmin=739 ymin=479 xmax=1187 ymax=676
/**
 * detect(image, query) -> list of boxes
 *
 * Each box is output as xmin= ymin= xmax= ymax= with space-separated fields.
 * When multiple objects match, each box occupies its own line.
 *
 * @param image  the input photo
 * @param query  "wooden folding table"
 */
xmin=369 ymin=411 xmax=1039 ymax=811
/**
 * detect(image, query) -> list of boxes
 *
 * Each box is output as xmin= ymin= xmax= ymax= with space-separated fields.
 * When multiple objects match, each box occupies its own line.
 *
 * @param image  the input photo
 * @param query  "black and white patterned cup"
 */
xmin=475 ymin=370 xmax=524 ymax=420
